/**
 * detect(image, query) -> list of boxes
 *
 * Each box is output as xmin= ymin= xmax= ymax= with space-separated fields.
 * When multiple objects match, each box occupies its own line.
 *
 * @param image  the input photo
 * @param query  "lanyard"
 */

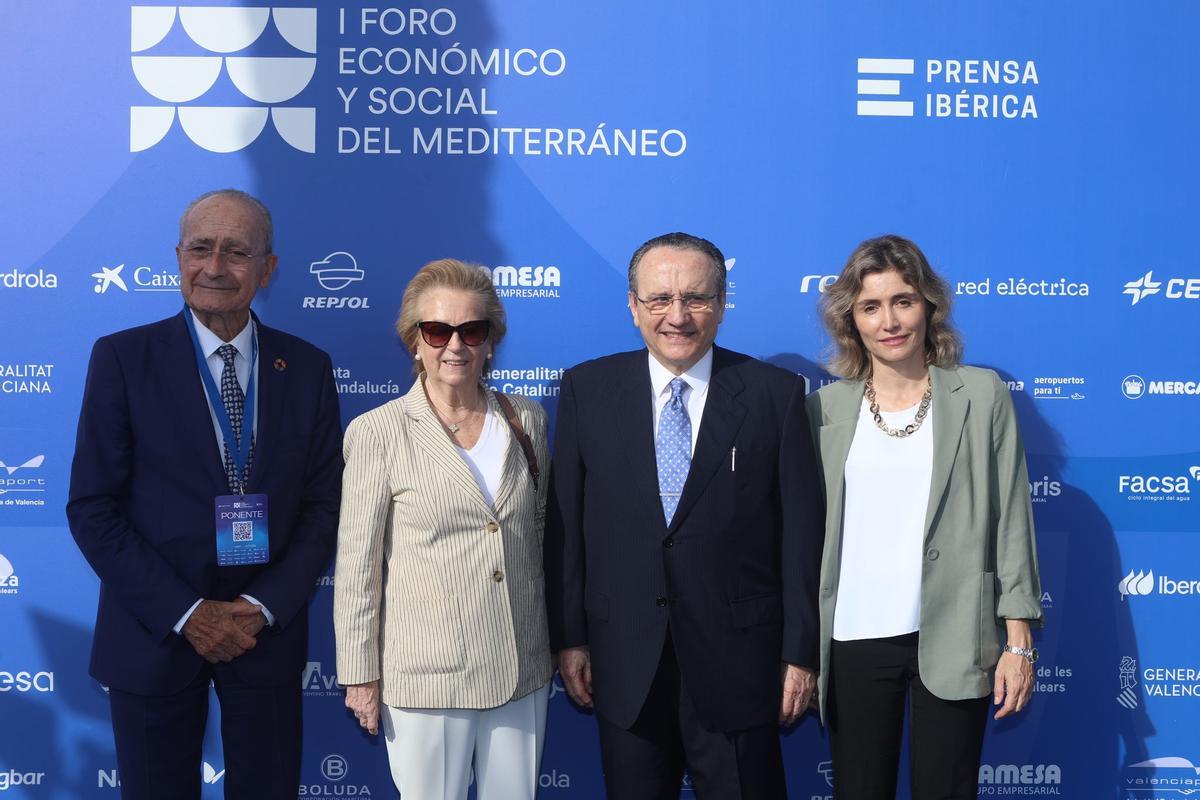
xmin=183 ymin=310 xmax=258 ymax=494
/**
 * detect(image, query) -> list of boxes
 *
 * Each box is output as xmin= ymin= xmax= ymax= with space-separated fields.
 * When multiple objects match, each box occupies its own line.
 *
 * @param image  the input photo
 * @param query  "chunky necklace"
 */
xmin=865 ymin=375 xmax=932 ymax=438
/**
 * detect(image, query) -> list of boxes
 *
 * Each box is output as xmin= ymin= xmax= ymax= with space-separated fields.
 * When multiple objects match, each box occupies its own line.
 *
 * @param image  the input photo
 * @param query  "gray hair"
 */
xmin=179 ymin=189 xmax=274 ymax=254
xmin=627 ymin=231 xmax=727 ymax=295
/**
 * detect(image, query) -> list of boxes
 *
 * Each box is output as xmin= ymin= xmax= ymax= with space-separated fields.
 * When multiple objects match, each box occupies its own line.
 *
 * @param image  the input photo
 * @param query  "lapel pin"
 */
xmin=273 ymin=358 xmax=287 ymax=372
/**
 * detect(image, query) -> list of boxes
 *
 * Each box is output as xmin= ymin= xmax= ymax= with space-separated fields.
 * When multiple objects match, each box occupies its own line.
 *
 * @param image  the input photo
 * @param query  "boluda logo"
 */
xmin=1124 ymin=270 xmax=1200 ymax=306
xmin=0 ymin=553 xmax=19 ymax=595
xmin=299 ymin=753 xmax=372 ymax=798
xmin=130 ymin=6 xmax=317 ymax=153
xmin=481 ymin=264 xmax=561 ymax=299
xmin=304 ymin=252 xmax=369 ymax=309
xmin=857 ymin=57 xmax=1039 ymax=120
xmin=0 ymin=267 xmax=59 ymax=290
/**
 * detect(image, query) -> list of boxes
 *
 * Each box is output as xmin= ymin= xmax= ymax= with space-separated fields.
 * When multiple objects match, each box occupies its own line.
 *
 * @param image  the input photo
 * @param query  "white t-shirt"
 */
xmin=455 ymin=406 xmax=510 ymax=507
xmin=832 ymin=398 xmax=934 ymax=642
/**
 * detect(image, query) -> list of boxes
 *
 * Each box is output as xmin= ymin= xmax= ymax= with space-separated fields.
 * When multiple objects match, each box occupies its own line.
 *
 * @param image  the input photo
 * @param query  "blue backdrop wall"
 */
xmin=2 ymin=2 xmax=1198 ymax=797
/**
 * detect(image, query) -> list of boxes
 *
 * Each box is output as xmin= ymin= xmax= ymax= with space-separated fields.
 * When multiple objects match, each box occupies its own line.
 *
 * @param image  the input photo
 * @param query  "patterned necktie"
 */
xmin=217 ymin=344 xmax=253 ymax=492
xmin=655 ymin=377 xmax=692 ymax=525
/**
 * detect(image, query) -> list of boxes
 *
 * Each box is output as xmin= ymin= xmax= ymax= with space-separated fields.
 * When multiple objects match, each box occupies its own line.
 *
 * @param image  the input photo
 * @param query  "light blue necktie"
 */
xmin=656 ymin=377 xmax=692 ymax=524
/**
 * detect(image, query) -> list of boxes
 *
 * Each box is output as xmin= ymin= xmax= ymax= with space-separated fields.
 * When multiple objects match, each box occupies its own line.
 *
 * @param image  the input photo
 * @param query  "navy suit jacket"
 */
xmin=544 ymin=346 xmax=824 ymax=732
xmin=67 ymin=311 xmax=343 ymax=695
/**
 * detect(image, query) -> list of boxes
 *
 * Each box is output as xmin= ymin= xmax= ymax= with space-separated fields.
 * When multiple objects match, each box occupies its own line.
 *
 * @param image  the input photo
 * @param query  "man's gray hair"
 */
xmin=178 ymin=189 xmax=274 ymax=253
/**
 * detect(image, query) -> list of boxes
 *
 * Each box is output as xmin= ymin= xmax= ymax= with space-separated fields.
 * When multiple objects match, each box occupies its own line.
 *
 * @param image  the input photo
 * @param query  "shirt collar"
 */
xmin=190 ymin=310 xmax=255 ymax=362
xmin=647 ymin=347 xmax=713 ymax=399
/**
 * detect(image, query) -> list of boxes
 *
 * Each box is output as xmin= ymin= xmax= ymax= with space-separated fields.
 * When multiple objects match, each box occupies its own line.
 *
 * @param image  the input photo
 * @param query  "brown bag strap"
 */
xmin=495 ymin=393 xmax=540 ymax=489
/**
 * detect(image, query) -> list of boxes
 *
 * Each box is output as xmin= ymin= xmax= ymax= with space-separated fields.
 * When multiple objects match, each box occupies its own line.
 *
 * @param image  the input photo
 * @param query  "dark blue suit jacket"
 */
xmin=67 ymin=311 xmax=343 ymax=695
xmin=544 ymin=346 xmax=824 ymax=732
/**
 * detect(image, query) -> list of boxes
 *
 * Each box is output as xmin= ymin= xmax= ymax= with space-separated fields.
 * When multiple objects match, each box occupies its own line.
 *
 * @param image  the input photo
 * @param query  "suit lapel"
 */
xmin=923 ymin=366 xmax=968 ymax=541
xmin=487 ymin=389 xmax=525 ymax=512
xmin=817 ymin=380 xmax=864 ymax=526
xmin=158 ymin=311 xmax=228 ymax=493
xmin=668 ymin=348 xmax=747 ymax=534
xmin=402 ymin=379 xmax=495 ymax=515
xmin=247 ymin=317 xmax=284 ymax=491
xmin=612 ymin=352 xmax=666 ymax=527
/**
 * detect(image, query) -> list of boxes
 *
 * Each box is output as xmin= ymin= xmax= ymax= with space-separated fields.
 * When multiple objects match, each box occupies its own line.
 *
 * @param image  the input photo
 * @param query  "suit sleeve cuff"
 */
xmin=173 ymin=598 xmax=204 ymax=634
xmin=240 ymin=594 xmax=275 ymax=626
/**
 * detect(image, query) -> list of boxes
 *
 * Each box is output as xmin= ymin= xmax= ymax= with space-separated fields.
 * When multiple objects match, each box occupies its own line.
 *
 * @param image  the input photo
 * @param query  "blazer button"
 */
xmin=486 ymin=521 xmax=499 ymax=533
xmin=926 ymin=548 xmax=940 ymax=561
xmin=663 ymin=539 xmax=674 ymax=549
xmin=655 ymin=596 xmax=668 ymax=607
xmin=492 ymin=570 xmax=504 ymax=582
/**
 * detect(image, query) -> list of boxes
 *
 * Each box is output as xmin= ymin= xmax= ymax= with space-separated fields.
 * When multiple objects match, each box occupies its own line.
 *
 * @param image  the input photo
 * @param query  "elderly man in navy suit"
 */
xmin=67 ymin=189 xmax=342 ymax=800
xmin=545 ymin=232 xmax=825 ymax=798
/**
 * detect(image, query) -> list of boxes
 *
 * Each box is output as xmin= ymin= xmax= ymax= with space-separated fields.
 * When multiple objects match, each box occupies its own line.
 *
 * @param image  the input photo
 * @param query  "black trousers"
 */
xmin=597 ymin=632 xmax=786 ymax=799
xmin=108 ymin=663 xmax=302 ymax=800
xmin=828 ymin=632 xmax=988 ymax=800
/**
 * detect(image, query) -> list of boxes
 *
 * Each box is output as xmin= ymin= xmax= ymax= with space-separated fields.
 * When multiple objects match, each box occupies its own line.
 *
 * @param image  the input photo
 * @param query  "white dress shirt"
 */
xmin=173 ymin=311 xmax=273 ymax=633
xmin=647 ymin=348 xmax=713 ymax=456
xmin=454 ymin=406 xmax=510 ymax=508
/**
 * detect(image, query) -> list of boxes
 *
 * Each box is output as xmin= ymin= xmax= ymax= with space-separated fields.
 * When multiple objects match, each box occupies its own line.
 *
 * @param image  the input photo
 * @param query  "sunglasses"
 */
xmin=416 ymin=319 xmax=491 ymax=348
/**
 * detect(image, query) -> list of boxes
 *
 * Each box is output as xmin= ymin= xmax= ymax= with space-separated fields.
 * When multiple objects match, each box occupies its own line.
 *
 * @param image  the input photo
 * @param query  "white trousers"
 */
xmin=381 ymin=682 xmax=549 ymax=800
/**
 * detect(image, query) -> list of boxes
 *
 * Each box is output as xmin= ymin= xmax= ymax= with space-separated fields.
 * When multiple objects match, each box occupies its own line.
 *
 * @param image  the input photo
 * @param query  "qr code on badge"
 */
xmin=232 ymin=521 xmax=254 ymax=542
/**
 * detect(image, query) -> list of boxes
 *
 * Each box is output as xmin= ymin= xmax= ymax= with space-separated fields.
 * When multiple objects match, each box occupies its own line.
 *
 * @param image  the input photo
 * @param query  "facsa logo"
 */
xmin=93 ymin=264 xmax=180 ymax=295
xmin=0 ymin=670 xmax=55 ymax=692
xmin=1118 ymin=468 xmax=1197 ymax=501
xmin=202 ymin=762 xmax=225 ymax=785
xmin=1123 ymin=270 xmax=1200 ymax=306
xmin=301 ymin=661 xmax=339 ymax=696
xmin=303 ymin=252 xmax=370 ymax=309
xmin=0 ymin=267 xmax=59 ymax=290
xmin=131 ymin=6 xmax=317 ymax=153
xmin=0 ymin=770 xmax=46 ymax=791
xmin=0 ymin=553 xmax=19 ymax=595
xmin=1118 ymin=656 xmax=1138 ymax=709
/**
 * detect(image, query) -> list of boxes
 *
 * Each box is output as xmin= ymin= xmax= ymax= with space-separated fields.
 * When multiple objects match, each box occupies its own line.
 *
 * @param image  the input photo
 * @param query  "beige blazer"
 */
xmin=334 ymin=379 xmax=553 ymax=709
xmin=806 ymin=365 xmax=1043 ymax=719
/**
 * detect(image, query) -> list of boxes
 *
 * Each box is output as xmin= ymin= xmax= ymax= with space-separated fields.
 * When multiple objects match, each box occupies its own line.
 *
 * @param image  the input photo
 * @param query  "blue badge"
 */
xmin=215 ymin=494 xmax=269 ymax=566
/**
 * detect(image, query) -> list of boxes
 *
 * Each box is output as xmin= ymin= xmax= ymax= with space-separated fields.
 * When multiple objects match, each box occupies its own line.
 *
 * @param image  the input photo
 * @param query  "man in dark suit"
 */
xmin=545 ymin=232 xmax=825 ymax=798
xmin=67 ymin=189 xmax=343 ymax=799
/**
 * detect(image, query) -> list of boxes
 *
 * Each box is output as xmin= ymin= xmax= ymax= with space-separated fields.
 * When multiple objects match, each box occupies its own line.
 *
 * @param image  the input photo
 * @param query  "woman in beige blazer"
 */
xmin=806 ymin=235 xmax=1042 ymax=800
xmin=334 ymin=259 xmax=552 ymax=800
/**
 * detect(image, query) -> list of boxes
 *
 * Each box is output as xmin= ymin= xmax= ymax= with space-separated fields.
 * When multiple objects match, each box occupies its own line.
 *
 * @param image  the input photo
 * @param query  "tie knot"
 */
xmin=217 ymin=344 xmax=238 ymax=367
xmin=669 ymin=377 xmax=688 ymax=401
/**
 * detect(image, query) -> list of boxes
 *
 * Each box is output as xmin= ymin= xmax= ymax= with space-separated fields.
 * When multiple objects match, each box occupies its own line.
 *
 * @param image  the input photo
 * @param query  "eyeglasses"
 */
xmin=416 ymin=320 xmax=491 ymax=347
xmin=634 ymin=292 xmax=720 ymax=315
xmin=179 ymin=245 xmax=265 ymax=268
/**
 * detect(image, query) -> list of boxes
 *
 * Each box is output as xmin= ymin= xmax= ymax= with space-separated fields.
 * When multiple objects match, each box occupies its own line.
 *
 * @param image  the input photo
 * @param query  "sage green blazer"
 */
xmin=805 ymin=365 xmax=1042 ymax=720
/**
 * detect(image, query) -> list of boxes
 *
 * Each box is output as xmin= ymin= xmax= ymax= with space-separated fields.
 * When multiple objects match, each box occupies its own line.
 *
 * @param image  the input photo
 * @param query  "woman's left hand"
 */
xmin=993 ymin=652 xmax=1034 ymax=719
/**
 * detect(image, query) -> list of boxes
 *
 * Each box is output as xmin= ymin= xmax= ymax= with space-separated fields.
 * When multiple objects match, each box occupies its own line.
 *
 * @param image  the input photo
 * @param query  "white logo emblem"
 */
xmin=321 ymin=754 xmax=348 ymax=782
xmin=92 ymin=265 xmax=129 ymax=294
xmin=0 ymin=455 xmax=44 ymax=475
xmin=201 ymin=762 xmax=225 ymax=785
xmin=1118 ymin=656 xmax=1138 ymax=709
xmin=1122 ymin=375 xmax=1146 ymax=400
xmin=818 ymin=760 xmax=834 ymax=788
xmin=856 ymin=58 xmax=915 ymax=117
xmin=1124 ymin=270 xmax=1163 ymax=306
xmin=130 ymin=7 xmax=317 ymax=153
xmin=310 ymin=252 xmax=366 ymax=291
xmin=1119 ymin=570 xmax=1155 ymax=597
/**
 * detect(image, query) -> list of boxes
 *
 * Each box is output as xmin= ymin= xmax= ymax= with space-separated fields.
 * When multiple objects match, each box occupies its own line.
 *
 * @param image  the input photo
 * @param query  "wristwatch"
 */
xmin=1004 ymin=644 xmax=1039 ymax=664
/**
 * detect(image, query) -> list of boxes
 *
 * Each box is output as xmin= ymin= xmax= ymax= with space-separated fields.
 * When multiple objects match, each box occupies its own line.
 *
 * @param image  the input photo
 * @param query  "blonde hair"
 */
xmin=395 ymin=259 xmax=507 ymax=373
xmin=820 ymin=235 xmax=962 ymax=380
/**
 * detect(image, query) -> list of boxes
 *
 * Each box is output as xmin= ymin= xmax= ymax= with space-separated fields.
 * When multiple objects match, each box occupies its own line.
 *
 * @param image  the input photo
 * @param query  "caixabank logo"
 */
xmin=130 ymin=6 xmax=317 ymax=153
xmin=856 ymin=57 xmax=1039 ymax=120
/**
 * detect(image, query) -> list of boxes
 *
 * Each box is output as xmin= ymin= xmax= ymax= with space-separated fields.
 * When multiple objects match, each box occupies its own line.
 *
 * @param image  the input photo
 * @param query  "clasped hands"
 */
xmin=181 ymin=598 xmax=267 ymax=663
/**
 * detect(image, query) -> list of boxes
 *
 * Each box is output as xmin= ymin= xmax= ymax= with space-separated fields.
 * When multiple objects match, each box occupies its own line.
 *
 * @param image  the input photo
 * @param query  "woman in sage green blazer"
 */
xmin=806 ymin=235 xmax=1042 ymax=800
